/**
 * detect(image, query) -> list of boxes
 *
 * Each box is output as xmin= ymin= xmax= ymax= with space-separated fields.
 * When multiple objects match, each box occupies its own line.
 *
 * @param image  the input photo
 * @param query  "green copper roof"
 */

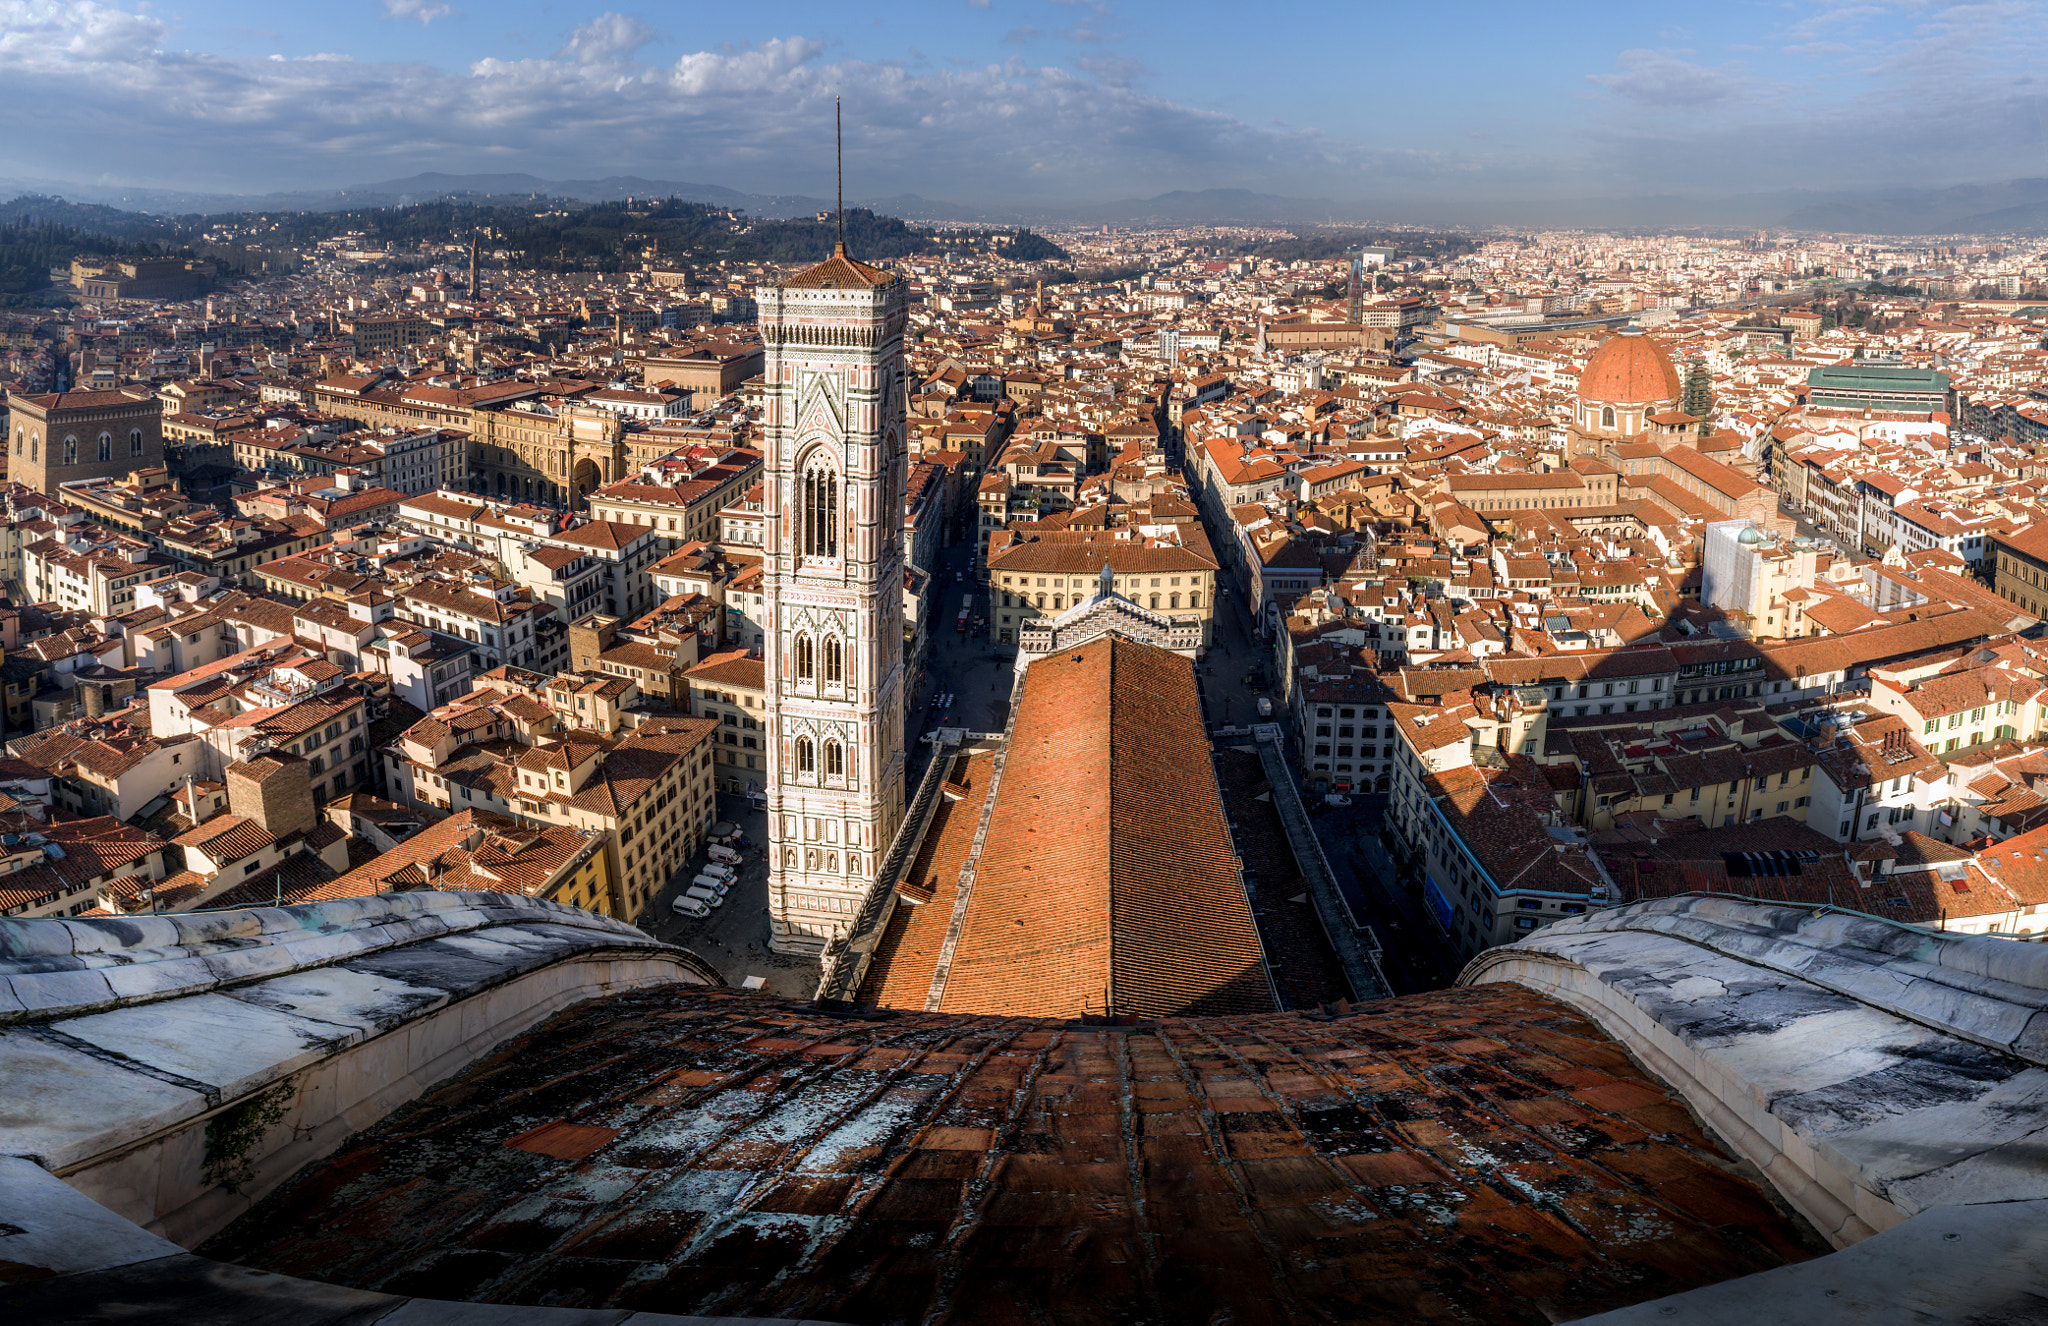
xmin=1805 ymin=364 xmax=1950 ymax=392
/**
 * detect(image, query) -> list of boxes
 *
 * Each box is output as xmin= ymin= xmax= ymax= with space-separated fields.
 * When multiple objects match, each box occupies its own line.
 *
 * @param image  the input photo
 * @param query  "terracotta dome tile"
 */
xmin=1578 ymin=329 xmax=1682 ymax=405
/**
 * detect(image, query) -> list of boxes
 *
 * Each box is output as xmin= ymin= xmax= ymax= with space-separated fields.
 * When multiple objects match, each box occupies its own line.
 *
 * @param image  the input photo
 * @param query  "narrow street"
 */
xmin=632 ymin=792 xmax=819 ymax=999
xmin=1313 ymin=797 xmax=1461 ymax=994
xmin=904 ymin=533 xmax=1015 ymax=785
xmin=1192 ymin=580 xmax=1276 ymax=732
xmin=1186 ymin=491 xmax=1465 ymax=996
xmin=1777 ymin=494 xmax=1846 ymax=555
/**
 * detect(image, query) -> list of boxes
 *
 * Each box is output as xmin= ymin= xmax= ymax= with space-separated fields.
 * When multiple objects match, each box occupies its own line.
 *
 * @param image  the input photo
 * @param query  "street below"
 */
xmin=632 ymin=791 xmax=819 ymax=999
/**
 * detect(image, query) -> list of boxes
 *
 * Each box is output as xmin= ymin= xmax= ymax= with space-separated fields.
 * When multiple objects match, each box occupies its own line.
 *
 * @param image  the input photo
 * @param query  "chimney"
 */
xmin=226 ymin=752 xmax=316 ymax=842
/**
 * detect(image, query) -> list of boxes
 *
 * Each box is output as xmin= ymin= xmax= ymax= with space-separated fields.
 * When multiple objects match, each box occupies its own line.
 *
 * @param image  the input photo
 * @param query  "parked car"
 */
xmin=1324 ymin=794 xmax=1354 ymax=807
xmin=700 ymin=862 xmax=736 ymax=882
xmin=671 ymin=895 xmax=710 ymax=918
xmin=689 ymin=873 xmax=730 ymax=897
xmin=684 ymin=883 xmax=726 ymax=908
xmin=1256 ymin=697 xmax=1273 ymax=718
xmin=708 ymin=844 xmax=741 ymax=865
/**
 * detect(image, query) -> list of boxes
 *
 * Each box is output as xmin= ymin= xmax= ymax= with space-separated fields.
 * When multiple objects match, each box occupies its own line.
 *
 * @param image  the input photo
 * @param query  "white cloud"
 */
xmin=16 ymin=0 xmax=2048 ymax=207
xmin=1572 ymin=3 xmax=2048 ymax=194
xmin=670 ymin=36 xmax=821 ymax=95
xmin=0 ymin=4 xmax=1407 ymax=200
xmin=557 ymin=12 xmax=658 ymax=63
xmin=0 ymin=0 xmax=163 ymax=61
xmin=380 ymin=0 xmax=460 ymax=25
xmin=1588 ymin=49 xmax=1749 ymax=108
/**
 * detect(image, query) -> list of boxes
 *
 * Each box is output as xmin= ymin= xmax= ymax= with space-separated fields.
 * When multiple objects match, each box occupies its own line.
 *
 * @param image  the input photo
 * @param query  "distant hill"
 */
xmin=31 ymin=167 xmax=2048 ymax=235
xmin=1076 ymin=188 xmax=1348 ymax=227
xmin=1776 ymin=179 xmax=2048 ymax=234
xmin=858 ymin=194 xmax=1010 ymax=223
xmin=278 ymin=172 xmax=841 ymax=220
xmin=1952 ymin=199 xmax=2048 ymax=233
xmin=0 ymin=195 xmax=183 ymax=240
xmin=0 ymin=173 xmax=841 ymax=221
xmin=0 ymin=174 xmax=1370 ymax=229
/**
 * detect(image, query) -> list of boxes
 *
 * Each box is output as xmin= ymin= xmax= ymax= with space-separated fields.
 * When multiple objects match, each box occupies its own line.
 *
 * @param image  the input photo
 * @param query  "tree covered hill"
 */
xmin=0 ymin=191 xmax=1071 ymax=302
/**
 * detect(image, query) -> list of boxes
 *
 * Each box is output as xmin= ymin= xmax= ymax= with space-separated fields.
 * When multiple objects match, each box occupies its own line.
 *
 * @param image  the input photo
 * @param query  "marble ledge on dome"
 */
xmin=1501 ymin=897 xmax=2048 ymax=1067
xmin=0 ymin=893 xmax=673 ymax=1027
xmin=0 ymin=1031 xmax=211 ymax=1172
xmin=1467 ymin=898 xmax=2048 ymax=1231
xmin=52 ymin=991 xmax=377 ymax=1104
xmin=221 ymin=963 xmax=454 ymax=1036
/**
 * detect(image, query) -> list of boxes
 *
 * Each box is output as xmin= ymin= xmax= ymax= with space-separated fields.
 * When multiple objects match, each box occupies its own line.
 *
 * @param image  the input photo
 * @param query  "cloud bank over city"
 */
xmin=0 ymin=0 xmax=2046 ymax=210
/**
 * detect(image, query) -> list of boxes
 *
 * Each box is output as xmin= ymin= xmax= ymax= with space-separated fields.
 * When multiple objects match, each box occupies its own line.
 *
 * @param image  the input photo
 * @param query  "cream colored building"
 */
xmin=588 ymin=456 xmax=761 ymax=551
xmin=987 ymin=525 xmax=1220 ymax=651
xmin=685 ymin=649 xmax=769 ymax=792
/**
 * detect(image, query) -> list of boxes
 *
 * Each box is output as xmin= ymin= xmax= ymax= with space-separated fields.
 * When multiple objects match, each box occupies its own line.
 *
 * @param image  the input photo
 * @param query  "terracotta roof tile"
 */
xmin=210 ymin=982 xmax=1816 ymax=1325
xmin=917 ymin=636 xmax=1272 ymax=1020
xmin=773 ymin=246 xmax=900 ymax=290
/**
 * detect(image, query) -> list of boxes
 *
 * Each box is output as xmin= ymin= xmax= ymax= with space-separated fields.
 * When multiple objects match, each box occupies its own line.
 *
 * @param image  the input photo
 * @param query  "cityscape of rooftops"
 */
xmin=4 ymin=2 xmax=2048 ymax=1323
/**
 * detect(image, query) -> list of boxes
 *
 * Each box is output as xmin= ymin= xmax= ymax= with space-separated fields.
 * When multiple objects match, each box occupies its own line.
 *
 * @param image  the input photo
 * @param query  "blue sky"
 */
xmin=1 ymin=0 xmax=2045 ymax=205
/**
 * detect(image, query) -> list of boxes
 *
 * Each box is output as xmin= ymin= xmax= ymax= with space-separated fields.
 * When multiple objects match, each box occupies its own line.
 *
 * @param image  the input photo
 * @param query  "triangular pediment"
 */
xmin=798 ymin=372 xmax=844 ymax=439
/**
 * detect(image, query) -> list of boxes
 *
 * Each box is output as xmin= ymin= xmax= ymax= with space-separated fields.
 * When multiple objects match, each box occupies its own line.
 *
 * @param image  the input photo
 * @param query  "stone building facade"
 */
xmin=7 ymin=390 xmax=164 ymax=496
xmin=469 ymin=403 xmax=629 ymax=508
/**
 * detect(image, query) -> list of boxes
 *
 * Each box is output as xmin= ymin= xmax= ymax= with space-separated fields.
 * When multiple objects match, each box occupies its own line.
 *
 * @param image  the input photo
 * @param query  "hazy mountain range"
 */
xmin=0 ymin=172 xmax=1355 ymax=229
xmin=8 ymin=169 xmax=2048 ymax=236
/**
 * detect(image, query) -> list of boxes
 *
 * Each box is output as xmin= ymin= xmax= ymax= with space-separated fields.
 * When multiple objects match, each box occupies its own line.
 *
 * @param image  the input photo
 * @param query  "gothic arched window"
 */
xmin=794 ymin=735 xmax=815 ymax=775
xmin=822 ymin=636 xmax=843 ymax=685
xmin=29 ymin=434 xmax=36 ymax=462
xmin=129 ymin=429 xmax=143 ymax=456
xmin=800 ymin=451 xmax=840 ymax=559
xmin=62 ymin=436 xmax=77 ymax=466
xmin=1601 ymin=406 xmax=1615 ymax=429
xmin=824 ymin=739 xmax=844 ymax=778
xmin=97 ymin=433 xmax=111 ymax=462
xmin=794 ymin=633 xmax=814 ymax=681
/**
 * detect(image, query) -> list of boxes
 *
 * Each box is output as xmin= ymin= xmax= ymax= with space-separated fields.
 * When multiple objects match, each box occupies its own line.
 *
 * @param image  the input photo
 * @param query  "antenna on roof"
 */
xmin=835 ymin=95 xmax=845 ymax=256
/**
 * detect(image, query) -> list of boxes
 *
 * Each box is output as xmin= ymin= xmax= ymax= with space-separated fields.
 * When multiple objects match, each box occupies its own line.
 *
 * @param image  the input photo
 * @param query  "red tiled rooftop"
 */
xmin=878 ymin=635 xmax=1270 ymax=1021
xmin=205 ymin=982 xmax=1816 ymax=1324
